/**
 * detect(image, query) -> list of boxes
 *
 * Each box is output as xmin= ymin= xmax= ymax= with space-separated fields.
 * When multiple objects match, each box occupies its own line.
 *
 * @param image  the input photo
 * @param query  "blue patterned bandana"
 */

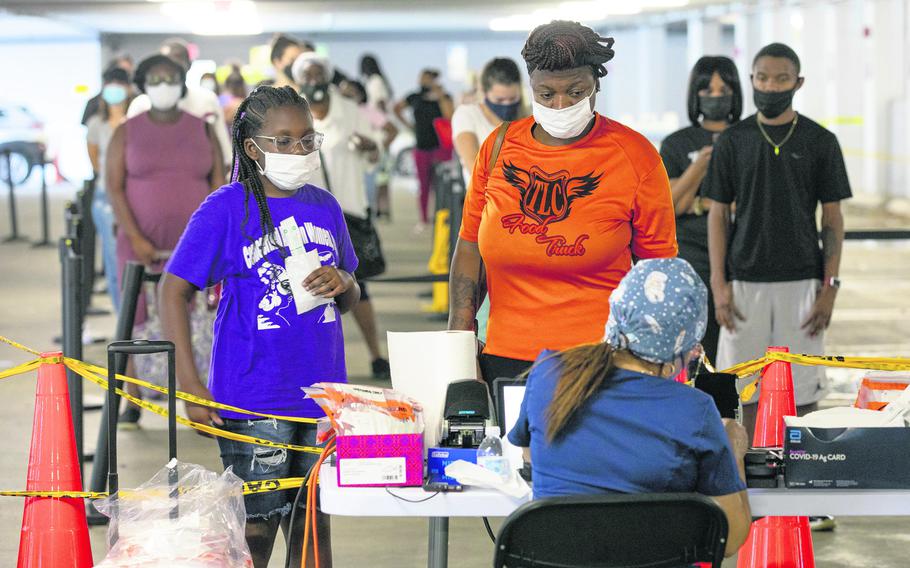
xmin=603 ymin=258 xmax=708 ymax=364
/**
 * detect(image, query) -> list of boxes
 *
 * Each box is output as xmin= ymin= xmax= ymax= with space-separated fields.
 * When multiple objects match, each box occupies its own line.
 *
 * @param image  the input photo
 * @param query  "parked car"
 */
xmin=0 ymin=102 xmax=47 ymax=185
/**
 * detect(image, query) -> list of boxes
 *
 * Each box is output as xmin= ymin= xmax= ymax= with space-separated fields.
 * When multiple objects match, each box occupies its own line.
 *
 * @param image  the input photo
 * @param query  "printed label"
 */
xmin=339 ymin=457 xmax=406 ymax=485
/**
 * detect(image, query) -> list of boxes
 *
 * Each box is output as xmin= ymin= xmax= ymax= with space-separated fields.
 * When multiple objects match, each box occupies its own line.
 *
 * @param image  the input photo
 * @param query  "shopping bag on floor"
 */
xmin=93 ymin=460 xmax=253 ymax=567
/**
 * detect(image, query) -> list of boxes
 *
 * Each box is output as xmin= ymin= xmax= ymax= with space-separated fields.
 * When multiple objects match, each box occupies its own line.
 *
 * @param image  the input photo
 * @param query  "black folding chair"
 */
xmin=493 ymin=493 xmax=728 ymax=568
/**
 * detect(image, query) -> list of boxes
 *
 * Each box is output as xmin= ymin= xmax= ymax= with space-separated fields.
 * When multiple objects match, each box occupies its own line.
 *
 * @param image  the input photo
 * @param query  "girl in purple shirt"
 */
xmin=161 ymin=86 xmax=359 ymax=568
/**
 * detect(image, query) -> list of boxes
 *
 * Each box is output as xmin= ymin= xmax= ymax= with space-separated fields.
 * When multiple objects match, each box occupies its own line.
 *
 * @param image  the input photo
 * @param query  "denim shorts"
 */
xmin=217 ymin=418 xmax=321 ymax=519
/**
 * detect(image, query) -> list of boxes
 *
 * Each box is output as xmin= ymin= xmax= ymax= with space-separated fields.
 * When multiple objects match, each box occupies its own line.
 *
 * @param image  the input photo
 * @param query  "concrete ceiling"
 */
xmin=0 ymin=0 xmax=737 ymax=37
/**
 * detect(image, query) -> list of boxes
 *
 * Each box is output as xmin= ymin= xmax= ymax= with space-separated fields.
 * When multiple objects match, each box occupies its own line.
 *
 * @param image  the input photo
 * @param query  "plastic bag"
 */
xmin=93 ymin=459 xmax=253 ymax=568
xmin=303 ymin=383 xmax=424 ymax=442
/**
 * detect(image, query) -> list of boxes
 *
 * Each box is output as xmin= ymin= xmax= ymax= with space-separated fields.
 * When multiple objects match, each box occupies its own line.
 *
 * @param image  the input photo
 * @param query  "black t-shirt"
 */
xmin=660 ymin=125 xmax=716 ymax=182
xmin=703 ymin=114 xmax=852 ymax=282
xmin=660 ymin=125 xmax=717 ymax=278
xmin=406 ymin=90 xmax=445 ymax=150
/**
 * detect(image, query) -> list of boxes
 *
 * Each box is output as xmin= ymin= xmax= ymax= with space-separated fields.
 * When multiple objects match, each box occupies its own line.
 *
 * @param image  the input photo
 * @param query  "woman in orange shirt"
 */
xmin=449 ymin=20 xmax=678 ymax=383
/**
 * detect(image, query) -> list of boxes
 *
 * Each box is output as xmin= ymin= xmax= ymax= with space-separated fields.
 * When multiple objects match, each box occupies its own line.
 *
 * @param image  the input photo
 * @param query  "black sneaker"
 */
xmin=371 ymin=358 xmax=391 ymax=381
xmin=808 ymin=516 xmax=836 ymax=532
xmin=118 ymin=405 xmax=141 ymax=430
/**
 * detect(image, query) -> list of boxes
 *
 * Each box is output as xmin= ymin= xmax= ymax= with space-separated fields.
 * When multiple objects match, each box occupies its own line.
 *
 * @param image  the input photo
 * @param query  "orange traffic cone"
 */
xmin=17 ymin=352 xmax=93 ymax=567
xmin=738 ymin=346 xmax=815 ymax=567
xmin=752 ymin=346 xmax=797 ymax=448
xmin=736 ymin=516 xmax=815 ymax=568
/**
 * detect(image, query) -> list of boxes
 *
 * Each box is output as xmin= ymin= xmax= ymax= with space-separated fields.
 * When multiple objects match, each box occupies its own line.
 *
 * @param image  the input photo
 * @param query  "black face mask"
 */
xmin=753 ymin=88 xmax=795 ymax=119
xmin=698 ymin=94 xmax=733 ymax=122
xmin=301 ymin=82 xmax=330 ymax=104
xmin=283 ymin=64 xmax=295 ymax=81
xmin=485 ymin=98 xmax=520 ymax=121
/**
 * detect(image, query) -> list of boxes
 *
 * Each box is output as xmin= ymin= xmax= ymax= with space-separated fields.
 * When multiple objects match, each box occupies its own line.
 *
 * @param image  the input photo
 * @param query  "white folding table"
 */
xmin=319 ymin=463 xmax=910 ymax=568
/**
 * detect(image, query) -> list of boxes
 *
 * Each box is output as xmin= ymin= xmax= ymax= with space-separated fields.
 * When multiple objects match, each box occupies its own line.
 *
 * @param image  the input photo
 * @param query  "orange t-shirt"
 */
xmin=460 ymin=114 xmax=678 ymax=361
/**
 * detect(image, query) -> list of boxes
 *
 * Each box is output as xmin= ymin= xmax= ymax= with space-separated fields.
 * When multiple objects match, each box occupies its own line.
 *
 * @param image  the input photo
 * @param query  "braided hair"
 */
xmin=230 ymin=85 xmax=311 ymax=258
xmin=521 ymin=20 xmax=615 ymax=86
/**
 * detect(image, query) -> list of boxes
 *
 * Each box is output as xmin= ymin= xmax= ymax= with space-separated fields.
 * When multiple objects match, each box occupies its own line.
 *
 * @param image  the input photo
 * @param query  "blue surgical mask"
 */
xmin=102 ymin=84 xmax=127 ymax=106
xmin=485 ymin=98 xmax=520 ymax=121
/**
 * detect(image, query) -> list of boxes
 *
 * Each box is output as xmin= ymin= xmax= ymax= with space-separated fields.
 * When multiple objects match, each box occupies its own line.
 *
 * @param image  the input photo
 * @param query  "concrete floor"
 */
xmin=0 ymin=173 xmax=908 ymax=567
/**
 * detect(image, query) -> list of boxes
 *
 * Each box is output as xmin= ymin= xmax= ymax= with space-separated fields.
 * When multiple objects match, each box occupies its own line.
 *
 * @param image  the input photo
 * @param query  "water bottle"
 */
xmin=477 ymin=426 xmax=510 ymax=481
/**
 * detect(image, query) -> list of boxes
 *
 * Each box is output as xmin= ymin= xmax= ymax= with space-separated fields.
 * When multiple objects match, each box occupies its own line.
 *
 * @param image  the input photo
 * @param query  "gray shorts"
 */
xmin=217 ymin=418 xmax=321 ymax=519
xmin=716 ymin=279 xmax=827 ymax=406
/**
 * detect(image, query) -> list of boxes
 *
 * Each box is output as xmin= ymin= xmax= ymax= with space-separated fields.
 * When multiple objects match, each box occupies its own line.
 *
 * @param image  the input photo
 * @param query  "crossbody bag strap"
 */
xmin=318 ymin=150 xmax=332 ymax=193
xmin=473 ymin=121 xmax=510 ymax=335
xmin=486 ymin=120 xmax=511 ymax=173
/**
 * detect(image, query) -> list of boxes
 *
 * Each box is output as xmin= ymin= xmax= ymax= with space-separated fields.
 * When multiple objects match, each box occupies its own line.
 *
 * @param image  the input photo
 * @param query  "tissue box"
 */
xmin=336 ymin=434 xmax=423 ymax=487
xmin=784 ymin=426 xmax=910 ymax=489
xmin=427 ymin=447 xmax=478 ymax=485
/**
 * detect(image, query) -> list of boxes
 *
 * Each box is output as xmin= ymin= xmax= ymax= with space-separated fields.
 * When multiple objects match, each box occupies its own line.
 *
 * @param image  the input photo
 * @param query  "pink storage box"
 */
xmin=335 ymin=433 xmax=423 ymax=487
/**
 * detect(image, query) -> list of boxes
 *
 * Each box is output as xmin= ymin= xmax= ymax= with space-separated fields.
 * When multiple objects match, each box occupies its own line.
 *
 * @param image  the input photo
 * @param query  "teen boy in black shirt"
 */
xmin=704 ymin=43 xmax=851 ymax=435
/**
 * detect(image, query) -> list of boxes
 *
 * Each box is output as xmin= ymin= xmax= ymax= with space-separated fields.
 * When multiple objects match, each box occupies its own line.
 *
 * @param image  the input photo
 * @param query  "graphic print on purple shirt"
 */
xmin=166 ymin=182 xmax=358 ymax=419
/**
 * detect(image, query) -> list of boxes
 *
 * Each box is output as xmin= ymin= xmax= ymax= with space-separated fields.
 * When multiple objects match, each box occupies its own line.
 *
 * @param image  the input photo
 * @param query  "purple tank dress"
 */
xmin=116 ymin=111 xmax=213 ymax=325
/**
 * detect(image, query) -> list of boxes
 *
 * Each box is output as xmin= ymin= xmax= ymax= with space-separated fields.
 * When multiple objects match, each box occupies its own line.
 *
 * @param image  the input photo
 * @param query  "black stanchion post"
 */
xmin=106 ymin=346 xmax=119 ymax=544
xmin=60 ymin=238 xmax=85 ymax=476
xmin=78 ymin=180 xmax=100 ymax=314
xmin=167 ymin=348 xmax=178 ymax=520
xmin=86 ymin=261 xmax=145 ymax=526
xmin=32 ymin=160 xmax=51 ymax=247
xmin=3 ymin=150 xmax=23 ymax=243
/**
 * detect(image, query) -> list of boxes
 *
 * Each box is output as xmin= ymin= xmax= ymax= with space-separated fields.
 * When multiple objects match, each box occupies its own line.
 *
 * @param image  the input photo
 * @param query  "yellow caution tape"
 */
xmin=0 ymin=476 xmax=308 ymax=499
xmin=68 ymin=359 xmax=316 ymax=424
xmin=720 ymin=352 xmax=910 ymax=402
xmin=0 ymin=490 xmax=108 ymax=499
xmin=770 ymin=352 xmax=910 ymax=372
xmin=0 ymin=336 xmax=41 ymax=356
xmin=0 ymin=359 xmax=42 ymax=381
xmin=66 ymin=362 xmax=323 ymax=455
xmin=739 ymin=380 xmax=759 ymax=402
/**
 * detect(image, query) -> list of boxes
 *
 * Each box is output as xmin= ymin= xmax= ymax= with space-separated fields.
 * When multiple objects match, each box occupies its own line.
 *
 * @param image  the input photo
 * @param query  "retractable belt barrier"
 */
xmin=3 ymin=334 xmax=910 ymax=499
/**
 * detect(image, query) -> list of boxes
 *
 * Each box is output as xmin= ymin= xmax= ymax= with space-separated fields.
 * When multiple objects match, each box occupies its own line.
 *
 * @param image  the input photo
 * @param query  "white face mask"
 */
xmin=146 ymin=84 xmax=183 ymax=111
xmin=532 ymin=90 xmax=595 ymax=139
xmin=252 ymin=141 xmax=321 ymax=192
xmin=200 ymin=78 xmax=217 ymax=92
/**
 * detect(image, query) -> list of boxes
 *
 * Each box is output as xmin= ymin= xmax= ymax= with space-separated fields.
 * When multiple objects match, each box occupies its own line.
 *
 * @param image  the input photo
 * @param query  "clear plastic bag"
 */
xmin=93 ymin=460 xmax=253 ymax=568
xmin=303 ymin=383 xmax=424 ymax=442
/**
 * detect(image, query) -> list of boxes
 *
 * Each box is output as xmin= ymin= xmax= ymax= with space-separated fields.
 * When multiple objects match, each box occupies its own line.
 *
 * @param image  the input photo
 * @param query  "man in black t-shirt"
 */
xmin=704 ymin=43 xmax=851 ymax=434
xmin=394 ymin=69 xmax=454 ymax=229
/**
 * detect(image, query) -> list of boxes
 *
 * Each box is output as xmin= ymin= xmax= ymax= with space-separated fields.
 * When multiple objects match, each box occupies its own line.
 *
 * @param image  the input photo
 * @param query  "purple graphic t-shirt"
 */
xmin=166 ymin=181 xmax=358 ymax=419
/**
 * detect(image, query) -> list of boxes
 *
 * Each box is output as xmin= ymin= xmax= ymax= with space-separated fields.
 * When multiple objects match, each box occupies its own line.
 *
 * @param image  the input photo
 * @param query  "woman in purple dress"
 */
xmin=107 ymin=53 xmax=225 ymax=423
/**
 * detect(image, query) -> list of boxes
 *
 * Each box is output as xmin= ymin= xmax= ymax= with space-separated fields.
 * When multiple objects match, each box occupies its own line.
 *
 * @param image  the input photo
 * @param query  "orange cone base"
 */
xmin=736 ymin=516 xmax=815 ymax=568
xmin=17 ymin=353 xmax=93 ymax=567
xmin=18 ymin=497 xmax=93 ymax=567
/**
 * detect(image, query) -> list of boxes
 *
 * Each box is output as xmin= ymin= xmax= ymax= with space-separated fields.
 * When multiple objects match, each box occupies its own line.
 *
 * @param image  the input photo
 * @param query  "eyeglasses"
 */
xmin=145 ymin=76 xmax=181 ymax=87
xmin=255 ymin=132 xmax=325 ymax=154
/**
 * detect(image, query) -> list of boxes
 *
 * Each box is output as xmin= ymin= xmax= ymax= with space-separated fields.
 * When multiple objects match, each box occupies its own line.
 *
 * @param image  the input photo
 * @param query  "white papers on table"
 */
xmin=387 ymin=331 xmax=477 ymax=448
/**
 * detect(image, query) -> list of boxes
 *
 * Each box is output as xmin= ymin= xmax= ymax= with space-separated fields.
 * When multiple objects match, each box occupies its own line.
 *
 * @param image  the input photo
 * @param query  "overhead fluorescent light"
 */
xmin=159 ymin=0 xmax=262 ymax=36
xmin=489 ymin=0 xmax=689 ymax=31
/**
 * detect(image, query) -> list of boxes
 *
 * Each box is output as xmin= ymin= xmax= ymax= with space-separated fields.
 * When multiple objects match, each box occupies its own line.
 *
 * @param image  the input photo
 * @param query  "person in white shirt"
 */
xmin=360 ymin=54 xmax=393 ymax=113
xmin=451 ymin=57 xmax=526 ymax=345
xmin=127 ymin=39 xmax=229 ymax=167
xmin=451 ymin=57 xmax=526 ymax=186
xmin=269 ymin=33 xmax=304 ymax=90
xmin=291 ymin=52 xmax=393 ymax=381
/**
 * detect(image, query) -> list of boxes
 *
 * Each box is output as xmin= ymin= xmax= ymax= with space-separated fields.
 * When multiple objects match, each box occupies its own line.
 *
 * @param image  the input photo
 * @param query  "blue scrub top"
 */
xmin=508 ymin=351 xmax=746 ymax=499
